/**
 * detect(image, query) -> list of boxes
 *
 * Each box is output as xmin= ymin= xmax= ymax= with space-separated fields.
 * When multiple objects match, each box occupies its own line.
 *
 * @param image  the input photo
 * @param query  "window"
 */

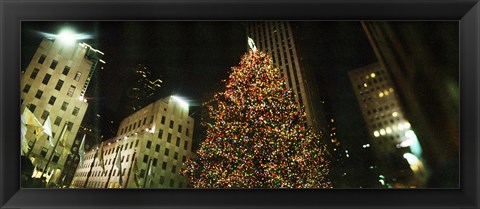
xmin=74 ymin=71 xmax=82 ymax=81
xmin=164 ymin=148 xmax=169 ymax=156
xmin=161 ymin=116 xmax=165 ymax=124
xmin=66 ymin=121 xmax=73 ymax=131
xmin=150 ymin=116 xmax=154 ymax=124
xmin=42 ymin=74 xmax=51 ymax=85
xmin=52 ymin=154 xmax=60 ymax=163
xmin=186 ymin=128 xmax=190 ymax=137
xmin=54 ymin=116 xmax=62 ymax=126
xmin=162 ymin=162 xmax=167 ymax=170
xmin=152 ymin=158 xmax=158 ymax=166
xmin=184 ymin=141 xmax=188 ymax=150
xmin=143 ymin=117 xmax=147 ymax=125
xmin=62 ymin=66 xmax=70 ymax=75
xmin=143 ymin=155 xmax=148 ymax=163
xmin=159 ymin=176 xmax=165 ymax=184
xmin=167 ymin=133 xmax=172 ymax=143
xmin=40 ymin=147 xmax=48 ymax=157
xmin=55 ymin=80 xmax=64 ymax=91
xmin=47 ymin=96 xmax=57 ymax=106
xmin=23 ymin=84 xmax=31 ymax=93
xmin=130 ymin=142 xmax=134 ymax=149
xmin=61 ymin=102 xmax=69 ymax=111
xmin=178 ymin=125 xmax=182 ymax=133
xmin=169 ymin=120 xmax=174 ymax=129
xmin=38 ymin=55 xmax=46 ymax=64
xmin=126 ymin=155 xmax=130 ymax=162
xmin=182 ymin=156 xmax=186 ymax=162
xmin=72 ymin=107 xmax=80 ymax=116
xmin=41 ymin=110 xmax=49 ymax=120
xmin=169 ymin=179 xmax=175 ymax=187
xmin=30 ymin=68 xmax=39 ymax=79
xmin=50 ymin=60 xmax=58 ymax=70
xmin=35 ymin=90 xmax=43 ymax=99
xmin=174 ymin=152 xmax=178 ymax=160
xmin=176 ymin=137 xmax=180 ymax=146
xmin=135 ymin=140 xmax=139 ymax=147
xmin=146 ymin=141 xmax=152 ymax=149
xmin=157 ymin=129 xmax=163 ymax=139
xmin=67 ymin=85 xmax=76 ymax=97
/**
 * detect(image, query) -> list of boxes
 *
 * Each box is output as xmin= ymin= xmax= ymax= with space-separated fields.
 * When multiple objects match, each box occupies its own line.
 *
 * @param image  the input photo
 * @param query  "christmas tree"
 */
xmin=182 ymin=49 xmax=331 ymax=188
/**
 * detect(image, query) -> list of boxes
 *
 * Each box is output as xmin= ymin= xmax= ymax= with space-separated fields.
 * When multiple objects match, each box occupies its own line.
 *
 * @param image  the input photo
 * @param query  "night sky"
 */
xmin=22 ymin=21 xmax=378 ymax=186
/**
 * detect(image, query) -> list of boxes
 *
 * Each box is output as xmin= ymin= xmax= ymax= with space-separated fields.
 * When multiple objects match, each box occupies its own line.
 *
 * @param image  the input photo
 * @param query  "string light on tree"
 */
xmin=181 ymin=45 xmax=331 ymax=188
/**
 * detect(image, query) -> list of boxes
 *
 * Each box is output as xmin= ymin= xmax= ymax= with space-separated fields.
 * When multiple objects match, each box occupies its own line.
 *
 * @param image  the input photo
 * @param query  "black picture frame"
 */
xmin=1 ymin=0 xmax=478 ymax=208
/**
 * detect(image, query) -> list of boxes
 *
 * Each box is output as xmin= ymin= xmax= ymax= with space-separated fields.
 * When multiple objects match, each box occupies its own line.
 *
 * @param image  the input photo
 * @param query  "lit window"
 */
xmin=67 ymin=85 xmax=76 ymax=97
xmin=363 ymin=83 xmax=367 ymax=87
xmin=379 ymin=92 xmax=384 ymax=98
xmin=380 ymin=129 xmax=386 ymax=135
xmin=370 ymin=73 xmax=376 ymax=78
xmin=392 ymin=112 xmax=398 ymax=117
xmin=74 ymin=71 xmax=82 ymax=81
xmin=374 ymin=131 xmax=380 ymax=137
xmin=386 ymin=127 xmax=392 ymax=134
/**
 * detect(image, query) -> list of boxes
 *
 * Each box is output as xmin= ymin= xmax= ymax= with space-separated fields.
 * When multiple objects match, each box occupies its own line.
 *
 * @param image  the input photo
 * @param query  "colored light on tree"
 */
xmin=182 ymin=50 xmax=331 ymax=188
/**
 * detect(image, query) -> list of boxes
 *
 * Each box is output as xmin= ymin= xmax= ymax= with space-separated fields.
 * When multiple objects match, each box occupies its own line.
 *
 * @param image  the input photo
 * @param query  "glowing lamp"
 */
xmin=57 ymin=29 xmax=77 ymax=45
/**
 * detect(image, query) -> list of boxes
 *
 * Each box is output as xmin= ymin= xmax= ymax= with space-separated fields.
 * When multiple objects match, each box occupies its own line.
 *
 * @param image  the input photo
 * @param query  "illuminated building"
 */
xmin=361 ymin=21 xmax=459 ymax=187
xmin=348 ymin=62 xmax=426 ymax=188
xmin=71 ymin=96 xmax=194 ymax=188
xmin=21 ymin=31 xmax=104 ymax=186
xmin=121 ymin=64 xmax=163 ymax=117
xmin=246 ymin=21 xmax=326 ymax=133
xmin=60 ymin=124 xmax=100 ymax=187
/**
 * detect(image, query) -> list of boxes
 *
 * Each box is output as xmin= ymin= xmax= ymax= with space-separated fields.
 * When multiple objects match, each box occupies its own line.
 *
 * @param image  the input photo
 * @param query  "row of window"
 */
xmin=74 ymin=175 xmax=184 ymax=188
xmin=37 ymin=55 xmax=82 ymax=80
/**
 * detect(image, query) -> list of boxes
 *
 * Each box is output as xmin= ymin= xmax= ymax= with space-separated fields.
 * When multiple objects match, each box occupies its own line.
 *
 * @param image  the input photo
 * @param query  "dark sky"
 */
xmin=22 ymin=21 xmax=378 ymax=186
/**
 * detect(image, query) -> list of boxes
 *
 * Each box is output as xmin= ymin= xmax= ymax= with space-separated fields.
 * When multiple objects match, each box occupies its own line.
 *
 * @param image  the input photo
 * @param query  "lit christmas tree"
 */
xmin=182 ymin=46 xmax=331 ymax=188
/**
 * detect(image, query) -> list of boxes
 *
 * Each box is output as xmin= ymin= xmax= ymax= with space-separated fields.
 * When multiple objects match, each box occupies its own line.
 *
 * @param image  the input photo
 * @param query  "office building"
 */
xmin=21 ymin=34 xmax=104 ymax=186
xmin=348 ymin=62 xmax=426 ymax=188
xmin=361 ymin=21 xmax=459 ymax=187
xmin=120 ymin=64 xmax=163 ymax=117
xmin=246 ymin=21 xmax=326 ymax=133
xmin=71 ymin=96 xmax=194 ymax=188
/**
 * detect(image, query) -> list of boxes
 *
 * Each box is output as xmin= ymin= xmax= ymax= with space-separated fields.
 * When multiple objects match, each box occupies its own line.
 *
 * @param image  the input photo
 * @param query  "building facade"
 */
xmin=71 ymin=96 xmax=194 ymax=188
xmin=361 ymin=21 xmax=459 ymax=187
xmin=246 ymin=21 xmax=325 ymax=133
xmin=21 ymin=37 xmax=104 ymax=186
xmin=348 ymin=62 xmax=426 ymax=188
xmin=120 ymin=64 xmax=163 ymax=118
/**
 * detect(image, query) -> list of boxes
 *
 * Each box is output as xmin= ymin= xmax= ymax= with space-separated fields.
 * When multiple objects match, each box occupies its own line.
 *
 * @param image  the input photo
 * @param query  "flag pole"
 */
xmin=83 ymin=148 xmax=98 ymax=188
xmin=25 ymin=132 xmax=39 ymax=158
xmin=124 ymin=151 xmax=137 ymax=188
xmin=104 ymin=146 xmax=120 ymax=188
xmin=42 ymin=122 xmax=68 ymax=184
xmin=143 ymin=158 xmax=152 ymax=188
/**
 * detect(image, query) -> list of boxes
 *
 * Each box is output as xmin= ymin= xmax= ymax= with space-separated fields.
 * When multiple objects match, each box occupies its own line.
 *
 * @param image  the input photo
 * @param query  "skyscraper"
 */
xmin=361 ymin=21 xmax=459 ymax=187
xmin=348 ymin=62 xmax=426 ymax=188
xmin=21 ymin=34 xmax=104 ymax=186
xmin=246 ymin=21 xmax=325 ymax=133
xmin=121 ymin=64 xmax=163 ymax=117
xmin=71 ymin=96 xmax=194 ymax=188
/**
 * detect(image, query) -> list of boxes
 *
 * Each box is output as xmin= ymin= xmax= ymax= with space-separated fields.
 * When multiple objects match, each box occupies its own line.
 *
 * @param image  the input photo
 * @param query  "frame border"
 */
xmin=1 ymin=0 xmax=478 ymax=208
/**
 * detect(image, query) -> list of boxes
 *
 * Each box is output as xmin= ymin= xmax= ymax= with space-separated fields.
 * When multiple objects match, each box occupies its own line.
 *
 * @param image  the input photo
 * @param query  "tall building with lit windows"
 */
xmin=246 ymin=21 xmax=325 ymax=133
xmin=21 ymin=34 xmax=104 ymax=186
xmin=120 ymin=64 xmax=163 ymax=117
xmin=71 ymin=96 xmax=194 ymax=188
xmin=348 ymin=62 xmax=426 ymax=188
